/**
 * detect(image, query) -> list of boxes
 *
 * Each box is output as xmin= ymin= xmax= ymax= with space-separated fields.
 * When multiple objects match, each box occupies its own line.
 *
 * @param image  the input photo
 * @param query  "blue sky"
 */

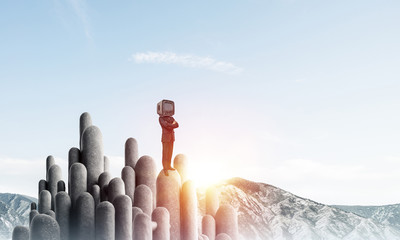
xmin=1 ymin=1 xmax=400 ymax=205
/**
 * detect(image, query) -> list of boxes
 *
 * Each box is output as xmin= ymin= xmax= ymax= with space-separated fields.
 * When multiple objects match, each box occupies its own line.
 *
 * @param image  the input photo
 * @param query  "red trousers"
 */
xmin=162 ymin=141 xmax=174 ymax=169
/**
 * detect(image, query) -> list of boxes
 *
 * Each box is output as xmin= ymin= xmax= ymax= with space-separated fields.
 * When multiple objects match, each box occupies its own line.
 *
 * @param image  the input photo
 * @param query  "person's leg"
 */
xmin=162 ymin=142 xmax=169 ymax=176
xmin=167 ymin=142 xmax=175 ymax=170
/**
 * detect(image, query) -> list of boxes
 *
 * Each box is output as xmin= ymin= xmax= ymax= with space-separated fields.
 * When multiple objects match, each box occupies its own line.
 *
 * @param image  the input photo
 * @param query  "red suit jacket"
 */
xmin=159 ymin=116 xmax=179 ymax=143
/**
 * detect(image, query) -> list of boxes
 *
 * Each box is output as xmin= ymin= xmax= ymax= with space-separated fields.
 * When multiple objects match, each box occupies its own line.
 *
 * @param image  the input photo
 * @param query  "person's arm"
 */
xmin=159 ymin=117 xmax=178 ymax=130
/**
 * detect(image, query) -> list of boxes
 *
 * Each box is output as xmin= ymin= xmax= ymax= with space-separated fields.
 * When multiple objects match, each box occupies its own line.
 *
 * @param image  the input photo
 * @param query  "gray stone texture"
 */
xmin=45 ymin=210 xmax=56 ymax=218
xmin=125 ymin=137 xmax=138 ymax=169
xmin=133 ymin=184 xmax=153 ymax=217
xmin=81 ymin=125 xmax=104 ymax=190
xmin=100 ymin=184 xmax=108 ymax=202
xmin=38 ymin=179 xmax=47 ymax=200
xmin=173 ymin=154 xmax=188 ymax=184
xmin=133 ymin=213 xmax=152 ymax=240
xmin=121 ymin=166 xmax=135 ymax=203
xmin=76 ymin=192 xmax=95 ymax=240
xmin=68 ymin=147 xmax=80 ymax=194
xmin=206 ymin=186 xmax=219 ymax=217
xmin=30 ymin=214 xmax=60 ymax=240
xmin=57 ymin=180 xmax=66 ymax=193
xmin=46 ymin=155 xmax=55 ymax=182
xmin=181 ymin=180 xmax=198 ymax=240
xmin=108 ymin=177 xmax=125 ymax=203
xmin=31 ymin=202 xmax=37 ymax=210
xmin=95 ymin=201 xmax=115 ymax=240
xmin=113 ymin=195 xmax=132 ymax=240
xmin=132 ymin=206 xmax=143 ymax=233
xmin=12 ymin=226 xmax=29 ymax=240
xmin=202 ymin=215 xmax=216 ymax=240
xmin=135 ymin=155 xmax=157 ymax=208
xmin=200 ymin=234 xmax=210 ymax=240
xmin=156 ymin=170 xmax=181 ymax=240
xmin=39 ymin=190 xmax=51 ymax=214
xmin=79 ymin=112 xmax=92 ymax=149
xmin=98 ymin=171 xmax=111 ymax=189
xmin=30 ymin=210 xmax=39 ymax=224
xmin=69 ymin=162 xmax=87 ymax=206
xmin=90 ymin=184 xmax=101 ymax=207
xmin=215 ymin=205 xmax=238 ymax=240
xmin=48 ymin=164 xmax=62 ymax=210
xmin=55 ymin=192 xmax=71 ymax=240
xmin=152 ymin=207 xmax=170 ymax=240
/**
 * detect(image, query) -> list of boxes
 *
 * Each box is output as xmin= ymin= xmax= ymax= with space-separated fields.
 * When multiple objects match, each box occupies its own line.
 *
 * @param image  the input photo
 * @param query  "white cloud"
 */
xmin=131 ymin=51 xmax=243 ymax=74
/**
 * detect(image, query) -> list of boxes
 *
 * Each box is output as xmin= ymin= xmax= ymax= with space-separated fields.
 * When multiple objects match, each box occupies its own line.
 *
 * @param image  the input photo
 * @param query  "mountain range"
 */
xmin=2 ymin=178 xmax=400 ymax=239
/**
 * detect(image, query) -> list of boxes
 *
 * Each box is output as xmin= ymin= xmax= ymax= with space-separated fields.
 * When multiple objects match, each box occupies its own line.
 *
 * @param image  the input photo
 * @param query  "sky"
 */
xmin=1 ymin=0 xmax=400 ymax=205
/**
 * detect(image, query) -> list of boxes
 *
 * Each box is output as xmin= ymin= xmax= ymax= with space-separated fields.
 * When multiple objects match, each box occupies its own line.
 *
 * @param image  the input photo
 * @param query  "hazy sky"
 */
xmin=1 ymin=1 xmax=400 ymax=205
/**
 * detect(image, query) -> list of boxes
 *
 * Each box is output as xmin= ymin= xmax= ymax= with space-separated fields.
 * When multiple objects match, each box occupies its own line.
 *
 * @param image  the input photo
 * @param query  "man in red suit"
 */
xmin=159 ymin=115 xmax=179 ymax=176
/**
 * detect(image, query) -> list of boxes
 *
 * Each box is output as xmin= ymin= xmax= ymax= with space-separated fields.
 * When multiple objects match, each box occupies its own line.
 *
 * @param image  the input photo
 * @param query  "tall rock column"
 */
xmin=215 ymin=205 xmax=238 ymax=240
xmin=135 ymin=155 xmax=157 ymax=208
xmin=48 ymin=164 xmax=62 ymax=210
xmin=156 ymin=170 xmax=181 ymax=240
xmin=173 ymin=154 xmax=188 ymax=184
xmin=114 ymin=195 xmax=132 ymax=240
xmin=95 ymin=201 xmax=115 ymax=240
xmin=121 ymin=166 xmax=135 ymax=203
xmin=68 ymin=147 xmax=80 ymax=194
xmin=69 ymin=163 xmax=87 ymax=206
xmin=206 ymin=186 xmax=219 ymax=217
xmin=152 ymin=207 xmax=170 ymax=240
xmin=81 ymin=125 xmax=104 ymax=190
xmin=181 ymin=180 xmax=198 ymax=240
xmin=30 ymin=214 xmax=61 ymax=240
xmin=125 ymin=137 xmax=138 ymax=168
xmin=76 ymin=192 xmax=95 ymax=240
xmin=202 ymin=215 xmax=216 ymax=240
xmin=55 ymin=192 xmax=71 ymax=240
xmin=79 ymin=112 xmax=92 ymax=149
xmin=12 ymin=226 xmax=29 ymax=240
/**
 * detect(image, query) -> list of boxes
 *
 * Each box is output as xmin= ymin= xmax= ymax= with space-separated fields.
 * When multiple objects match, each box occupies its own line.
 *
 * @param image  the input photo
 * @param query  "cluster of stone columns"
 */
xmin=12 ymin=112 xmax=239 ymax=240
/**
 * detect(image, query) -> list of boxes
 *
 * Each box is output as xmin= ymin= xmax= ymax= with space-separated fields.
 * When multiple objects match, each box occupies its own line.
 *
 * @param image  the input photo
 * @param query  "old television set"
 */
xmin=157 ymin=99 xmax=175 ymax=116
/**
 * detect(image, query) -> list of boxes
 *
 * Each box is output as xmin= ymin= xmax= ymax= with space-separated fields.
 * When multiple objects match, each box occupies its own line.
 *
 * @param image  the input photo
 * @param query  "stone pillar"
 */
xmin=202 ymin=215 xmax=216 ymax=240
xmin=31 ymin=202 xmax=37 ymax=210
xmin=46 ymin=155 xmax=55 ymax=182
xmin=135 ymin=155 xmax=157 ymax=208
xmin=48 ymin=164 xmax=62 ymax=210
xmin=55 ymin=192 xmax=71 ymax=240
xmin=45 ymin=210 xmax=56 ymax=218
xmin=108 ymin=177 xmax=125 ymax=203
xmin=81 ymin=125 xmax=104 ymax=190
xmin=215 ymin=205 xmax=238 ymax=240
xmin=30 ymin=214 xmax=60 ymax=240
xmin=68 ymin=147 xmax=80 ymax=194
xmin=114 ymin=195 xmax=132 ymax=240
xmin=98 ymin=172 xmax=111 ymax=189
xmin=133 ymin=184 xmax=153 ymax=216
xmin=206 ymin=186 xmax=219 ymax=217
xmin=152 ymin=207 xmax=170 ymax=240
xmin=76 ymin=192 xmax=95 ymax=240
xmin=181 ymin=180 xmax=198 ymax=240
xmin=104 ymin=156 xmax=110 ymax=172
xmin=30 ymin=210 xmax=39 ymax=224
xmin=132 ymin=206 xmax=143 ymax=233
xmin=79 ymin=112 xmax=92 ymax=149
xmin=156 ymin=170 xmax=181 ymax=240
xmin=125 ymin=137 xmax=138 ymax=169
xmin=173 ymin=154 xmax=188 ymax=184
xmin=95 ymin=201 xmax=115 ymax=240
xmin=133 ymin=213 xmax=152 ymax=240
xmin=12 ymin=226 xmax=29 ymax=240
xmin=38 ymin=179 xmax=47 ymax=199
xmin=39 ymin=190 xmax=51 ymax=214
xmin=101 ymin=184 xmax=108 ymax=202
xmin=90 ymin=184 xmax=101 ymax=207
xmin=121 ymin=166 xmax=135 ymax=203
xmin=70 ymin=163 xmax=87 ymax=206
xmin=57 ymin=180 xmax=66 ymax=193
xmin=215 ymin=233 xmax=231 ymax=240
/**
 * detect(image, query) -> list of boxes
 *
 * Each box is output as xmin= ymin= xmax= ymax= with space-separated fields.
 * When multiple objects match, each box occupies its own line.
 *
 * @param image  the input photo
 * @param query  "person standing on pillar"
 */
xmin=158 ymin=100 xmax=179 ymax=176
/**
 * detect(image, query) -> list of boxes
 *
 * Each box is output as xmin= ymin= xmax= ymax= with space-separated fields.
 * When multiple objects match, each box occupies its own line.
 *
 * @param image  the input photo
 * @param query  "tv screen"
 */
xmin=164 ymin=102 xmax=174 ymax=112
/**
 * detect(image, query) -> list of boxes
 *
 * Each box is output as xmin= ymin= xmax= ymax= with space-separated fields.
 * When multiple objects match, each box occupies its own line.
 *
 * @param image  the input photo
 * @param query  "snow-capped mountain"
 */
xmin=0 ymin=193 xmax=35 ymax=240
xmin=197 ymin=178 xmax=400 ymax=240
xmin=2 ymin=179 xmax=400 ymax=240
